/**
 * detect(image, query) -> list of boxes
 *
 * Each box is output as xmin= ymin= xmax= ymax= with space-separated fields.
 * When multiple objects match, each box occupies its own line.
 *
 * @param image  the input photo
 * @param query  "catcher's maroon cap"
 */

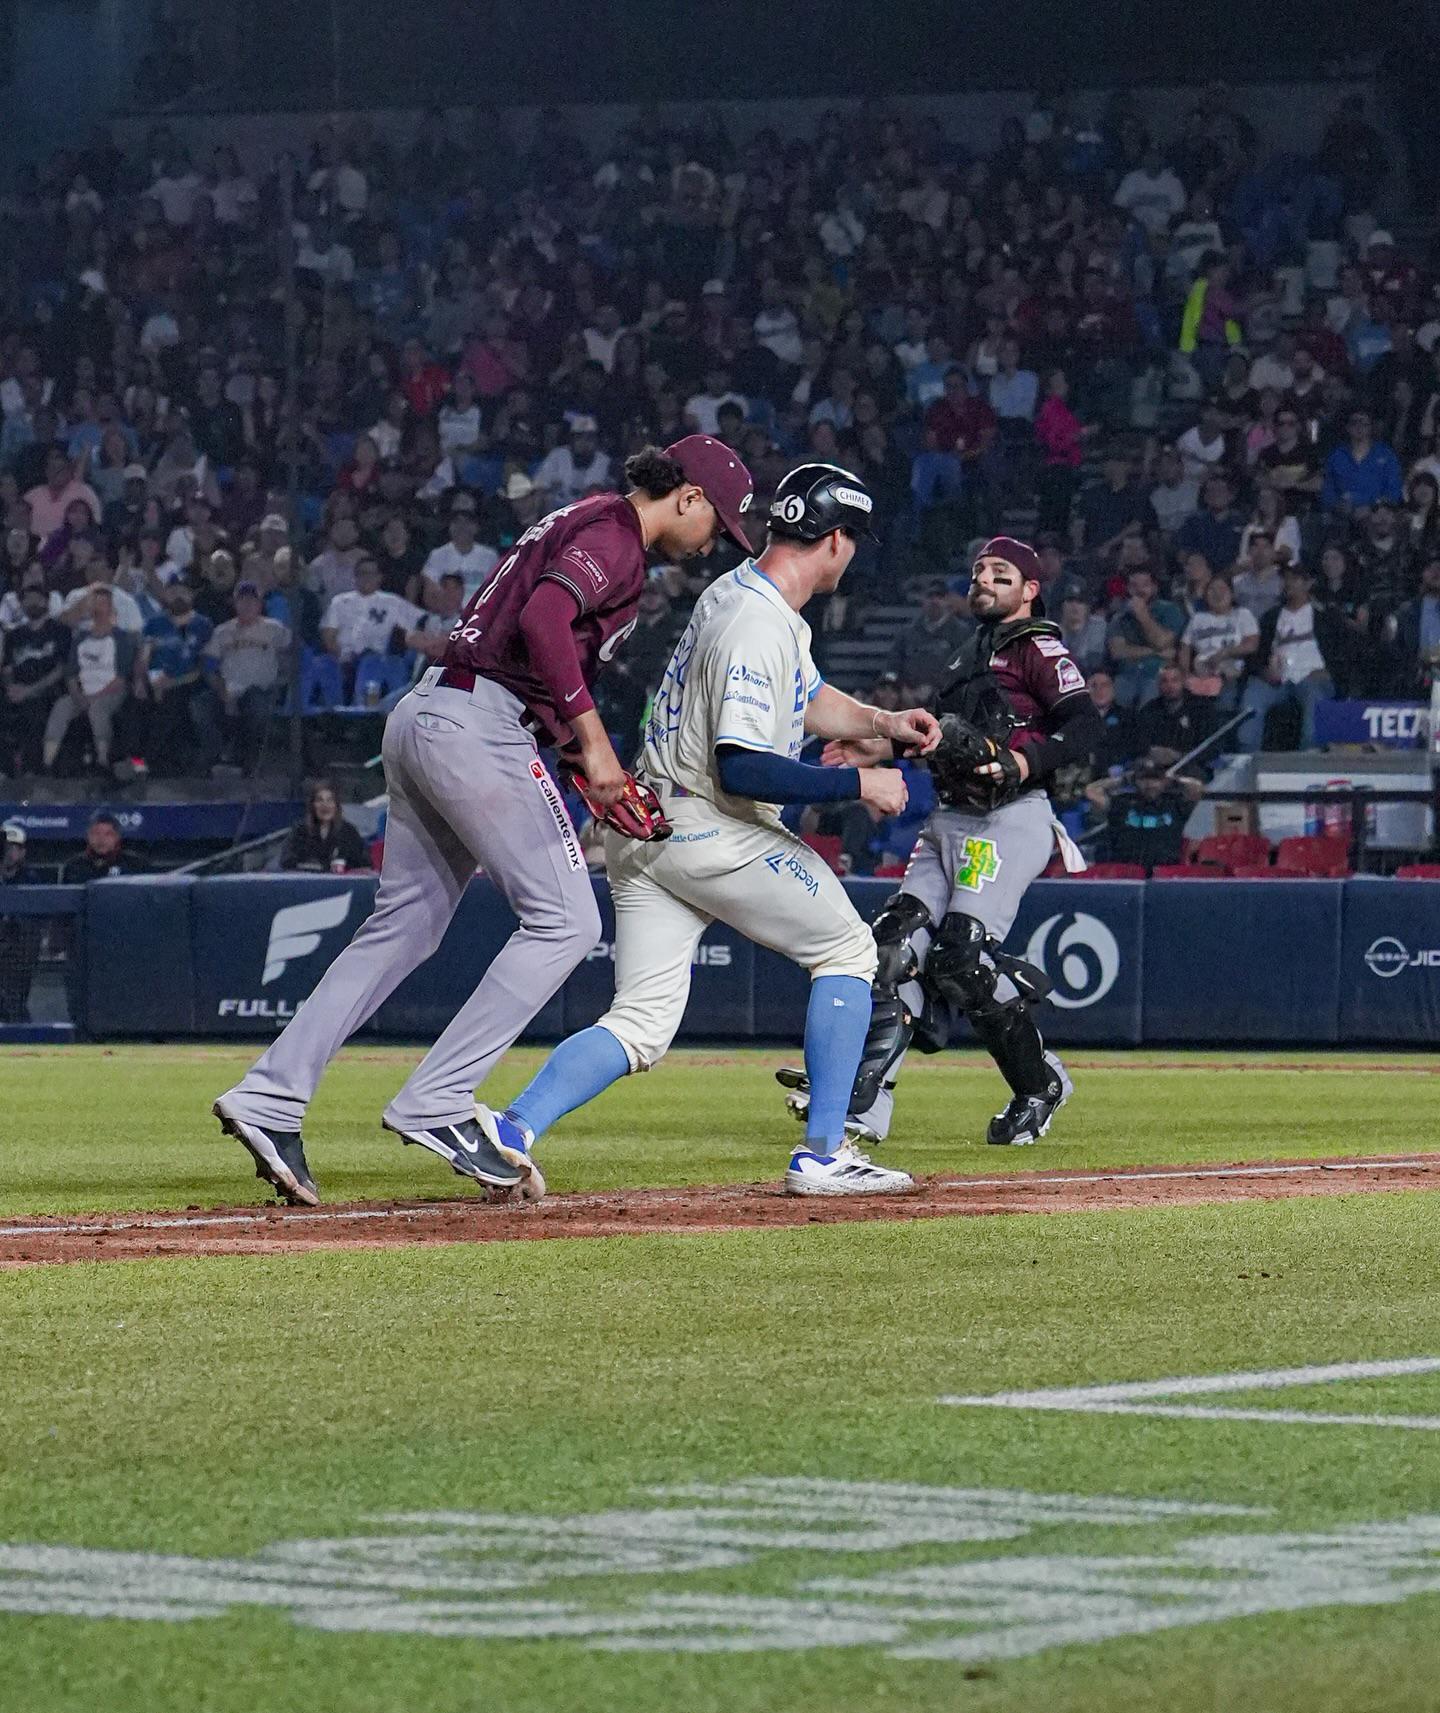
xmin=664 ymin=435 xmax=755 ymax=552
xmin=975 ymin=535 xmax=1046 ymax=615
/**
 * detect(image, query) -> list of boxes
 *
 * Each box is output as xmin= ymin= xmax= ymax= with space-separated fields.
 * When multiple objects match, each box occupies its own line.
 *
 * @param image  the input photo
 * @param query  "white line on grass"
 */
xmin=940 ymin=1357 xmax=1440 ymax=1431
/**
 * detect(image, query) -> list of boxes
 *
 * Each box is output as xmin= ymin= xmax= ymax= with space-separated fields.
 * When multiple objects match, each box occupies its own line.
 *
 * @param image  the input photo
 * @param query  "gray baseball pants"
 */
xmin=222 ymin=671 xmax=601 ymax=1133
xmin=857 ymin=791 xmax=1060 ymax=1139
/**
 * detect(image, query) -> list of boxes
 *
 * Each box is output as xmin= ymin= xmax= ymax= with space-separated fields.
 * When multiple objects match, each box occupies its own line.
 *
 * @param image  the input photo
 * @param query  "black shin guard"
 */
xmin=926 ymin=912 xmax=1057 ymax=1100
xmin=850 ymin=893 xmax=932 ymax=1115
xmin=969 ymin=1000 xmax=1055 ymax=1099
xmin=851 ymin=991 xmax=914 ymax=1114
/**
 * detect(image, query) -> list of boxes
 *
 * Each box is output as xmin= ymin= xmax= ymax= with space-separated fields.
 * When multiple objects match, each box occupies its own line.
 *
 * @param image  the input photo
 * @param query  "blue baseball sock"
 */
xmin=803 ymin=975 xmax=872 ymax=1151
xmin=507 ymin=1025 xmax=631 ymax=1141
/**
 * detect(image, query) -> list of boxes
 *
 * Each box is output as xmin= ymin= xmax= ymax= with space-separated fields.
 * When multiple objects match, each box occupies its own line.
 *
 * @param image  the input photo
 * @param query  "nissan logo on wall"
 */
xmin=1363 ymin=936 xmax=1440 ymax=978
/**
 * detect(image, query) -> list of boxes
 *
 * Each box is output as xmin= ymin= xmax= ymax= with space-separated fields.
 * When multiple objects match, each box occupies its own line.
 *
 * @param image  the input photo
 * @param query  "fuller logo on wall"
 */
xmin=217 ymin=891 xmax=356 ymax=1021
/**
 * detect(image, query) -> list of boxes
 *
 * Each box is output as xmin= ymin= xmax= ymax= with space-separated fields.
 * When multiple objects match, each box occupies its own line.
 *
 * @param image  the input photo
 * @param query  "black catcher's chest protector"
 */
xmin=933 ymin=616 xmax=1063 ymax=737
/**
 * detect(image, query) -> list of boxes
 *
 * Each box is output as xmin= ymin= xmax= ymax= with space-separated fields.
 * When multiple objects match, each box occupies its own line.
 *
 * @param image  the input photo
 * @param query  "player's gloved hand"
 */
xmin=571 ymin=770 xmax=673 ymax=842
xmin=929 ymin=712 xmax=1026 ymax=808
xmin=858 ymin=766 xmax=908 ymax=817
xmin=877 ymin=706 xmax=942 ymax=756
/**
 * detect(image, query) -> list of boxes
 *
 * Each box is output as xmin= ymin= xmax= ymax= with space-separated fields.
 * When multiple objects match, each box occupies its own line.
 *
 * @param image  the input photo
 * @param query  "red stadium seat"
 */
xmin=1076 ymin=862 xmax=1147 ymax=880
xmin=1195 ymin=832 xmax=1272 ymax=871
xmin=872 ymin=861 xmax=908 ymax=879
xmin=1230 ymin=864 xmax=1289 ymax=878
xmin=1396 ymin=864 xmax=1440 ymax=879
xmin=1151 ymin=863 xmax=1228 ymax=878
xmin=801 ymin=833 xmax=846 ymax=874
xmin=1275 ymin=835 xmax=1351 ymax=878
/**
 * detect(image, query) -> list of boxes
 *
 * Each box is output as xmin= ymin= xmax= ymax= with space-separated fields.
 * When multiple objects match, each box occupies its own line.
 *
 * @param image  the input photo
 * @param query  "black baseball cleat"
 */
xmin=986 ymin=1080 xmax=1070 ymax=1147
xmin=382 ymin=1116 xmax=524 ymax=1189
xmin=213 ymin=1096 xmax=320 ymax=1206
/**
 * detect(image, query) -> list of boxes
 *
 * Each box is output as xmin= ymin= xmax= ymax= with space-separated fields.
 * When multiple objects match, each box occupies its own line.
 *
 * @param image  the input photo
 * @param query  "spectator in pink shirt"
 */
xmin=1034 ymin=368 xmax=1084 ymax=532
xmin=24 ymin=449 xmax=101 ymax=541
xmin=461 ymin=315 xmax=525 ymax=398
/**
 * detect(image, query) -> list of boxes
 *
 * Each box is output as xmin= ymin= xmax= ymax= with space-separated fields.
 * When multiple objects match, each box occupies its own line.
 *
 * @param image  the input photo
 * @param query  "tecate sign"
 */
xmin=1363 ymin=936 xmax=1440 ymax=979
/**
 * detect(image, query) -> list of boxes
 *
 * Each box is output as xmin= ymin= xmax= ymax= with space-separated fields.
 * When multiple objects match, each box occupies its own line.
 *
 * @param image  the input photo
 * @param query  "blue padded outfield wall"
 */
xmin=79 ymin=874 xmax=1440 ymax=1045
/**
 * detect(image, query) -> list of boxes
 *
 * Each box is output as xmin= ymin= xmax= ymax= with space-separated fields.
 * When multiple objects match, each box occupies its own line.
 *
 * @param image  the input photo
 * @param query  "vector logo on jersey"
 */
xmin=216 ymin=891 xmax=356 ymax=1022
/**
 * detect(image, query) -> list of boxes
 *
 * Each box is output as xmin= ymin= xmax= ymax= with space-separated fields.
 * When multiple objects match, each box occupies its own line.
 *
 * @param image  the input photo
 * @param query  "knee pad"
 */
xmin=924 ymin=913 xmax=997 ymax=1015
xmin=871 ymin=892 xmax=932 ymax=992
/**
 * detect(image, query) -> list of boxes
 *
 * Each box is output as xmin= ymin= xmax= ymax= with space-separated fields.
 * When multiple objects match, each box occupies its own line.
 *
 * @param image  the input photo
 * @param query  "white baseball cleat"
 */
xmin=476 ymin=1105 xmax=546 ymax=1202
xmin=785 ymin=1139 xmax=916 ymax=1197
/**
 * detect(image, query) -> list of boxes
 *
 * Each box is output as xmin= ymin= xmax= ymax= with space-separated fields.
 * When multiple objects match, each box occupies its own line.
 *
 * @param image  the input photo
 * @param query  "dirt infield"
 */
xmin=3 ymin=1154 xmax=1438 ymax=1267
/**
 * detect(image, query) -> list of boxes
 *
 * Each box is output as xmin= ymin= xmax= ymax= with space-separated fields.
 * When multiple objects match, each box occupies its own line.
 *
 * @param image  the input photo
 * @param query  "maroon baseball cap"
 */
xmin=664 ymin=435 xmax=755 ymax=552
xmin=975 ymin=534 xmax=1046 ymax=614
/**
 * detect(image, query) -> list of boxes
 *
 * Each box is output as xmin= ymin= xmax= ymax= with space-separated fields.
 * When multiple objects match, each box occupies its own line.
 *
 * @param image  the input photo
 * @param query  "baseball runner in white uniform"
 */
xmin=486 ymin=465 xmax=942 ymax=1195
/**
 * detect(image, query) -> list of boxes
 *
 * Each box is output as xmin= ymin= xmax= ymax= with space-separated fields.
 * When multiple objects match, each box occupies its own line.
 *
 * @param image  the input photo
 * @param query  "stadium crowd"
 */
xmin=0 ymin=88 xmax=1437 ymax=873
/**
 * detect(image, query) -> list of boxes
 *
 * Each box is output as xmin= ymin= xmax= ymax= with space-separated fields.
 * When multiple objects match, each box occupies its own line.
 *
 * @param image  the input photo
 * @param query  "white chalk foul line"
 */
xmin=940 ymin=1357 xmax=1440 ymax=1431
xmin=950 ymin=1157 xmax=1440 ymax=1191
xmin=2 ymin=1157 xmax=1437 ymax=1243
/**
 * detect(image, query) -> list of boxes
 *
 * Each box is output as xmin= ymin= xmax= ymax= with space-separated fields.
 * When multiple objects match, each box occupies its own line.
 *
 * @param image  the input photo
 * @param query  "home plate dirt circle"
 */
xmin=3 ymin=1155 xmax=1438 ymax=1267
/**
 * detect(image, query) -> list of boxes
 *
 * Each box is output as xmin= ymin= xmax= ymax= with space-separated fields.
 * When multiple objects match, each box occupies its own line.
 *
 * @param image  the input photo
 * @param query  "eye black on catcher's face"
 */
xmin=969 ymin=555 xmax=1035 ymax=621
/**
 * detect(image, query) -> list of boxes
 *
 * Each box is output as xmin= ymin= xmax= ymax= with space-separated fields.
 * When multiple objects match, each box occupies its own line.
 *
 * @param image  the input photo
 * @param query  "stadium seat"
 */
xmin=1275 ymin=835 xmax=1351 ymax=878
xmin=1075 ymin=862 xmax=1147 ymax=880
xmin=1395 ymin=864 xmax=1440 ymax=879
xmin=1195 ymin=832 xmax=1271 ymax=871
xmin=349 ymin=651 xmax=415 ymax=709
xmin=801 ymin=833 xmax=845 ymax=874
xmin=872 ymin=861 xmax=908 ymax=879
xmin=1231 ymin=863 xmax=1295 ymax=878
xmin=298 ymin=649 xmax=343 ymax=711
xmin=1151 ymin=864 xmax=1228 ymax=878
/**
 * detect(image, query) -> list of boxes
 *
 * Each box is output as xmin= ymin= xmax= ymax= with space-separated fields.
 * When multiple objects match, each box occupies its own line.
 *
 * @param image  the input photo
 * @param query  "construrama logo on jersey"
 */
xmin=217 ymin=892 xmax=356 ymax=1021
xmin=1025 ymin=911 xmax=1121 ymax=1008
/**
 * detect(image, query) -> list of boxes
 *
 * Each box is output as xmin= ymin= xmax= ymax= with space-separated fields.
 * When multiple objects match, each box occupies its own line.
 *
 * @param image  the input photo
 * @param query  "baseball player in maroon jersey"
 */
xmin=780 ymin=535 xmax=1103 ymax=1148
xmin=214 ymin=436 xmax=754 ymax=1204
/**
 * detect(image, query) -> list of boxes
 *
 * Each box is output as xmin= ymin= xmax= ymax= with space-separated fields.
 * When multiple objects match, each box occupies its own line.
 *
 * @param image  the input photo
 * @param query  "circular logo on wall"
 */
xmin=1363 ymin=936 xmax=1411 ymax=979
xmin=1025 ymin=912 xmax=1121 ymax=1009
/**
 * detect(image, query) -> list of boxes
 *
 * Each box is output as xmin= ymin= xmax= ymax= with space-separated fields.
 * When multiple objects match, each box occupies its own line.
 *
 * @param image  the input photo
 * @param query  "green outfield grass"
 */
xmin=3 ymin=1043 xmax=1437 ymax=1216
xmin=5 ymin=1046 xmax=1440 ymax=1711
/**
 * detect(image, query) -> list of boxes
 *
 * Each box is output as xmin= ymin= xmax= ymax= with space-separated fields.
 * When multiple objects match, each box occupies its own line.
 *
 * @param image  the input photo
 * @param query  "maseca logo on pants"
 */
xmin=1025 ymin=912 xmax=1121 ymax=1009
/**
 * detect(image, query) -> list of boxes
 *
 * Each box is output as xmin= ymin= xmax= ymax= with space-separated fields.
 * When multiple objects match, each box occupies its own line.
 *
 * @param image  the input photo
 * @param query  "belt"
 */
xmin=436 ymin=666 xmax=477 ymax=692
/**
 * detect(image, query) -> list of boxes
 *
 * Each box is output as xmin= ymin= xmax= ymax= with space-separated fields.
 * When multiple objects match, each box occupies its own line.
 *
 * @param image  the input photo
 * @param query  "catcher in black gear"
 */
xmin=778 ymin=536 xmax=1104 ymax=1148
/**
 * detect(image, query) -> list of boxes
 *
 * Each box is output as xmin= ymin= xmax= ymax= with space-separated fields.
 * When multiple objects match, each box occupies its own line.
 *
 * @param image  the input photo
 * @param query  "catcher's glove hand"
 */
xmin=571 ymin=769 xmax=672 ymax=842
xmin=928 ymin=712 xmax=1025 ymax=810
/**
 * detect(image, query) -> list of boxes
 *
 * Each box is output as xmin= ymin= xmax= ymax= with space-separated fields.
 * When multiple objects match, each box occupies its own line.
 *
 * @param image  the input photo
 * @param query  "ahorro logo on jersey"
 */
xmin=217 ymin=891 xmax=356 ymax=1022
xmin=728 ymin=665 xmax=769 ymax=688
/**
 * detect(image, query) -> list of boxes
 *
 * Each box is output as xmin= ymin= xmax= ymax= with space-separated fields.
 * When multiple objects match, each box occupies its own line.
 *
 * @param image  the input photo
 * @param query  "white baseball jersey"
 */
xmin=640 ymin=560 xmax=820 ymax=830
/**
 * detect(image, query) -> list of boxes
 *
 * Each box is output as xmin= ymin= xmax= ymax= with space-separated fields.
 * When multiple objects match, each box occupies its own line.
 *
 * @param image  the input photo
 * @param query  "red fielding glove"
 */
xmin=570 ymin=769 xmax=673 ymax=842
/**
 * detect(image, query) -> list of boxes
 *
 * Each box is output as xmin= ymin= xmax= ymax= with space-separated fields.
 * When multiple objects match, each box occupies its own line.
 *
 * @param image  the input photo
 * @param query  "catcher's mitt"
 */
xmin=571 ymin=769 xmax=673 ymax=842
xmin=927 ymin=712 xmax=1025 ymax=811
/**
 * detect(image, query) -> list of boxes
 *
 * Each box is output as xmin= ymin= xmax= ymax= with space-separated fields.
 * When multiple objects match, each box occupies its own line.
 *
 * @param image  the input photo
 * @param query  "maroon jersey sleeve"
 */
xmin=543 ymin=518 xmax=636 ymax=615
xmin=1018 ymin=633 xmax=1089 ymax=714
xmin=443 ymin=493 xmax=646 ymax=741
